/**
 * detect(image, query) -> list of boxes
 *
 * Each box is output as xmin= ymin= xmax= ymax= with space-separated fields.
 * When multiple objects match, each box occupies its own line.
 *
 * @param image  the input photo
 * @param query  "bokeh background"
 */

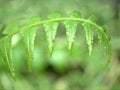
xmin=0 ymin=0 xmax=120 ymax=90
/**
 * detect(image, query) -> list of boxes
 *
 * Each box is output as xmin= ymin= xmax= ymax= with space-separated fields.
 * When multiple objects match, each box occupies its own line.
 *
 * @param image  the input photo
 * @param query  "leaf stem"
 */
xmin=0 ymin=17 xmax=109 ymax=41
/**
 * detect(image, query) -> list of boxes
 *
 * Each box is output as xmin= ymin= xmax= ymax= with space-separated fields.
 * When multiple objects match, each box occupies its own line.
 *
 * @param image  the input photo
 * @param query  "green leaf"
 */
xmin=103 ymin=36 xmax=111 ymax=63
xmin=88 ymin=15 xmax=97 ymax=23
xmin=101 ymin=26 xmax=111 ymax=62
xmin=97 ymin=25 xmax=107 ymax=49
xmin=97 ymin=25 xmax=111 ymax=62
xmin=3 ymin=19 xmax=22 ymax=34
xmin=64 ymin=11 xmax=81 ymax=52
xmin=101 ymin=25 xmax=107 ymax=46
xmin=26 ymin=16 xmax=41 ymax=24
xmin=81 ymin=15 xmax=97 ymax=55
xmin=98 ymin=30 xmax=103 ymax=45
xmin=0 ymin=38 xmax=15 ymax=78
xmin=107 ymin=36 xmax=111 ymax=62
xmin=43 ymin=12 xmax=61 ymax=56
xmin=82 ymin=22 xmax=94 ymax=55
xmin=20 ymin=16 xmax=40 ymax=71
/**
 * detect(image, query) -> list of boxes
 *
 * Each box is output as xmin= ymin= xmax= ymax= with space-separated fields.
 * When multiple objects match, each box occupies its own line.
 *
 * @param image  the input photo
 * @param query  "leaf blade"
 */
xmin=43 ymin=12 xmax=61 ymax=56
xmin=88 ymin=15 xmax=97 ymax=23
xmin=0 ymin=38 xmax=15 ymax=78
xmin=20 ymin=16 xmax=40 ymax=71
xmin=64 ymin=11 xmax=81 ymax=52
xmin=3 ymin=19 xmax=22 ymax=34
xmin=82 ymin=22 xmax=94 ymax=55
xmin=100 ymin=26 xmax=111 ymax=62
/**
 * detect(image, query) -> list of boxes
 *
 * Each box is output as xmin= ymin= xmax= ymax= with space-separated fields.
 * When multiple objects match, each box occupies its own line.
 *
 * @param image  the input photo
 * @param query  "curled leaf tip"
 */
xmin=48 ymin=43 xmax=54 ymax=57
xmin=10 ymin=70 xmax=16 ymax=80
xmin=28 ymin=61 xmax=32 ymax=72
xmin=49 ymin=48 xmax=54 ymax=57
xmin=68 ymin=41 xmax=73 ymax=53
xmin=88 ymin=46 xmax=92 ymax=56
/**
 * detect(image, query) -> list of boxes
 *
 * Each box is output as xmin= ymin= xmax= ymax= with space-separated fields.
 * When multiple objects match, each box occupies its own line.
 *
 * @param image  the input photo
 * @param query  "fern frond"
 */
xmin=3 ymin=19 xmax=22 ymax=34
xmin=43 ymin=12 xmax=61 ymax=56
xmin=64 ymin=11 xmax=81 ymax=52
xmin=0 ymin=11 xmax=111 ymax=77
xmin=20 ymin=16 xmax=40 ymax=71
xmin=0 ymin=37 xmax=15 ymax=78
xmin=100 ymin=25 xmax=111 ymax=62
xmin=82 ymin=15 xmax=98 ymax=55
xmin=82 ymin=22 xmax=94 ymax=55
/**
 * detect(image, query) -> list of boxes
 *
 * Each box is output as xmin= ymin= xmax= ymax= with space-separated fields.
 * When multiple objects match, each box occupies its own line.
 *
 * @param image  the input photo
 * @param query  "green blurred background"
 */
xmin=0 ymin=0 xmax=120 ymax=90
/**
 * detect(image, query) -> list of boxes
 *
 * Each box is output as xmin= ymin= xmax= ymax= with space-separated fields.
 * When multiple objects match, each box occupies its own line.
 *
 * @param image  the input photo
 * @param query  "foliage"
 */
xmin=0 ymin=11 xmax=111 ymax=78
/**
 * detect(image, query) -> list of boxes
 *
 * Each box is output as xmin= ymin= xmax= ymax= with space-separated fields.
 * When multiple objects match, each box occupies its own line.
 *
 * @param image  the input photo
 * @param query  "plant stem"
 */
xmin=0 ymin=17 xmax=108 ymax=41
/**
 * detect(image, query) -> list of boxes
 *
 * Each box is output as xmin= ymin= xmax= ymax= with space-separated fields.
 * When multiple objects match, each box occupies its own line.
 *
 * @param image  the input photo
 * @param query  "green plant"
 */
xmin=0 ymin=11 xmax=111 ymax=78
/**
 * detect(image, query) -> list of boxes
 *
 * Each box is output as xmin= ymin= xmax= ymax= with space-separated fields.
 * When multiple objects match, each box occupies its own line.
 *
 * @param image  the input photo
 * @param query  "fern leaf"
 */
xmin=20 ymin=16 xmax=40 ymax=71
xmin=43 ymin=12 xmax=61 ymax=56
xmin=102 ymin=25 xmax=107 ymax=44
xmin=0 ymin=38 xmax=15 ymax=78
xmin=3 ymin=19 xmax=22 ymax=34
xmin=64 ymin=11 xmax=81 ymax=52
xmin=101 ymin=26 xmax=111 ymax=61
xmin=104 ymin=36 xmax=111 ymax=62
xmin=88 ymin=15 xmax=97 ymax=23
xmin=97 ymin=25 xmax=107 ymax=50
xmin=97 ymin=25 xmax=111 ymax=62
xmin=98 ymin=30 xmax=103 ymax=45
xmin=81 ymin=15 xmax=97 ymax=55
xmin=103 ymin=36 xmax=111 ymax=62
xmin=107 ymin=36 xmax=111 ymax=62
xmin=82 ymin=22 xmax=94 ymax=55
xmin=0 ymin=11 xmax=111 ymax=77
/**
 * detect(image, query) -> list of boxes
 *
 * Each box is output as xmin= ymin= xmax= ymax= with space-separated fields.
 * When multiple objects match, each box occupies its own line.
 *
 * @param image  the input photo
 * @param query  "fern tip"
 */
xmin=68 ymin=42 xmax=73 ymax=54
xmin=49 ymin=47 xmax=54 ymax=57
